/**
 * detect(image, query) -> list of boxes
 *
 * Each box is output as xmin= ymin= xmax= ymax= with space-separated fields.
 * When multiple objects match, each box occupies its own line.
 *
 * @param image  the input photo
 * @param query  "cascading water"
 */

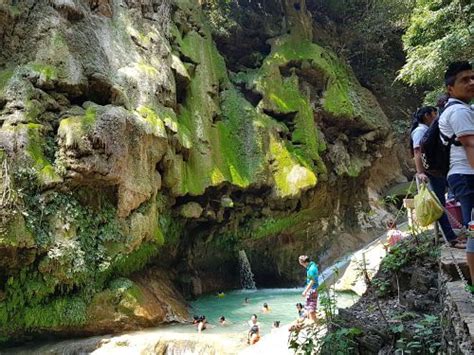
xmin=238 ymin=250 xmax=256 ymax=289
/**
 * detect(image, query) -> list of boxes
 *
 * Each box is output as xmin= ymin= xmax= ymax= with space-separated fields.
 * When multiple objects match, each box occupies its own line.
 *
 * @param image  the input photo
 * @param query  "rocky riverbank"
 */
xmin=321 ymin=232 xmax=474 ymax=354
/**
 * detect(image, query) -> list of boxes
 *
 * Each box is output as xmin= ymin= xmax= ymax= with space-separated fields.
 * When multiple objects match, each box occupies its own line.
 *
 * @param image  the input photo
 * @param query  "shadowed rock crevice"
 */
xmin=234 ymin=82 xmax=262 ymax=107
xmin=202 ymin=1 xmax=279 ymax=71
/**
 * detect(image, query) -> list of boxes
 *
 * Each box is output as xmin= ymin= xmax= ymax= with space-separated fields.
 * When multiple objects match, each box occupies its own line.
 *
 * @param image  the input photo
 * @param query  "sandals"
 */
xmin=449 ymin=238 xmax=467 ymax=249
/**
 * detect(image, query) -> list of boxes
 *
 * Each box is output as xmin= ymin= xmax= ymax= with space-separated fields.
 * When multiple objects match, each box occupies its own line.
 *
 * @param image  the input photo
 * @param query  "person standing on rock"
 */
xmin=439 ymin=61 xmax=474 ymax=289
xmin=298 ymin=255 xmax=319 ymax=322
xmin=410 ymin=105 xmax=462 ymax=247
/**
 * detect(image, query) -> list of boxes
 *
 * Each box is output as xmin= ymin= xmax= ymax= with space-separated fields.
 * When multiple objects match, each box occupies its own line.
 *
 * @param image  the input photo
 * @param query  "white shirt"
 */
xmin=438 ymin=98 xmax=474 ymax=176
xmin=411 ymin=123 xmax=429 ymax=149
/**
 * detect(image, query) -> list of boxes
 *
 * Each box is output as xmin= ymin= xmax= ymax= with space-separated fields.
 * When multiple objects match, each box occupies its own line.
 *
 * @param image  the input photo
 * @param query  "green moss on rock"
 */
xmin=112 ymin=242 xmax=161 ymax=276
xmin=29 ymin=63 xmax=58 ymax=82
xmin=0 ymin=69 xmax=14 ymax=95
xmin=23 ymin=123 xmax=62 ymax=186
xmin=168 ymin=27 xmax=270 ymax=195
xmin=58 ymin=106 xmax=99 ymax=149
xmin=250 ymin=208 xmax=316 ymax=240
xmin=135 ymin=106 xmax=167 ymax=139
xmin=270 ymin=135 xmax=317 ymax=198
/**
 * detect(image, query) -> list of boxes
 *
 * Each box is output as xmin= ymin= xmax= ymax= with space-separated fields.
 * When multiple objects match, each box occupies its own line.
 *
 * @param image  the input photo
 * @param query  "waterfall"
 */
xmin=238 ymin=250 xmax=256 ymax=290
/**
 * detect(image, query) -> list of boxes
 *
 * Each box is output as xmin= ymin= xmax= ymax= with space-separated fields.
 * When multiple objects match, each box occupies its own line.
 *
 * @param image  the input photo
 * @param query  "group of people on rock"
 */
xmin=408 ymin=61 xmax=474 ymax=290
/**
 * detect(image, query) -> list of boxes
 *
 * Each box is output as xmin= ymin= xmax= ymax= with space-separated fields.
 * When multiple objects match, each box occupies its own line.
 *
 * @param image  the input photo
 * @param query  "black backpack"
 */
xmin=420 ymin=102 xmax=462 ymax=177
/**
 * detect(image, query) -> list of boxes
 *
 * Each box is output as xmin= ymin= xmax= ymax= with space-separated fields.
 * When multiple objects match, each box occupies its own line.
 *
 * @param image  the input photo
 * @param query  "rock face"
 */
xmin=0 ymin=0 xmax=409 ymax=342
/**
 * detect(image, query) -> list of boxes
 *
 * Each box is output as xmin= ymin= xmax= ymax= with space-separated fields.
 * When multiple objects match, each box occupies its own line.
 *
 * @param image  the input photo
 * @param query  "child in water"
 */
xmin=219 ymin=315 xmax=232 ymax=326
xmin=296 ymin=302 xmax=305 ymax=319
xmin=261 ymin=302 xmax=271 ymax=313
xmin=193 ymin=315 xmax=207 ymax=332
xmin=247 ymin=314 xmax=260 ymax=328
xmin=248 ymin=325 xmax=260 ymax=345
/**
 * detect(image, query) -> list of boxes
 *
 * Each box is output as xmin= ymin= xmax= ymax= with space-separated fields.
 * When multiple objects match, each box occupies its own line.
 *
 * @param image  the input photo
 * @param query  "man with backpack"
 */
xmin=438 ymin=61 xmax=474 ymax=288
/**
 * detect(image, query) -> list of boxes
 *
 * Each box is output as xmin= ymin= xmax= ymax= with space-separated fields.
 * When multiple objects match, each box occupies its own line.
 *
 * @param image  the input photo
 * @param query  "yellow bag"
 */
xmin=414 ymin=184 xmax=443 ymax=227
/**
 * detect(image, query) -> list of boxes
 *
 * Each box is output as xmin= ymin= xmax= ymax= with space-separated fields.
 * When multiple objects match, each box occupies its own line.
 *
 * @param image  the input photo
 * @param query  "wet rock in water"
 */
xmin=84 ymin=269 xmax=188 ymax=334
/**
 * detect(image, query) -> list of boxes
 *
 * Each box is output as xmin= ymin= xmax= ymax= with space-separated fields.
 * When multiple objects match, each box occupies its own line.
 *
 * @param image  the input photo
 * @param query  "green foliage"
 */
xmin=158 ymin=204 xmax=184 ymax=246
xmin=23 ymin=297 xmax=87 ymax=329
xmin=390 ymin=322 xmax=405 ymax=335
xmin=288 ymin=281 xmax=361 ymax=354
xmin=318 ymin=284 xmax=338 ymax=323
xmin=288 ymin=322 xmax=322 ymax=355
xmin=112 ymin=242 xmax=160 ymax=275
xmin=398 ymin=0 xmax=474 ymax=99
xmin=0 ymin=268 xmax=86 ymax=335
xmin=0 ymin=169 xmax=165 ymax=340
xmin=395 ymin=311 xmax=418 ymax=322
xmin=372 ymin=278 xmax=391 ymax=297
xmin=381 ymin=232 xmax=438 ymax=273
xmin=320 ymin=327 xmax=362 ymax=355
xmin=395 ymin=315 xmax=441 ymax=354
xmin=384 ymin=194 xmax=400 ymax=206
xmin=316 ymin=0 xmax=414 ymax=77
xmin=214 ymin=231 xmax=239 ymax=253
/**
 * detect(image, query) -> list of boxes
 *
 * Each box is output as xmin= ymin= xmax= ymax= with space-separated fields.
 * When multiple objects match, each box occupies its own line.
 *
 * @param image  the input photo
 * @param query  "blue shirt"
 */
xmin=306 ymin=261 xmax=319 ymax=289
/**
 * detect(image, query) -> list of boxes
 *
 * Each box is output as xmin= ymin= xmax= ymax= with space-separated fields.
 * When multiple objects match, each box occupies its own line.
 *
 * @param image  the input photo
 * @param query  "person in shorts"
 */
xmin=438 ymin=61 xmax=474 ymax=287
xmin=298 ymin=255 xmax=319 ymax=322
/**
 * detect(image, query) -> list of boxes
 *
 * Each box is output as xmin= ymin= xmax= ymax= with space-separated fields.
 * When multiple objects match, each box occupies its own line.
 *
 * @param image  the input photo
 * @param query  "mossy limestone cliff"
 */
xmin=0 ymin=0 xmax=399 ymax=342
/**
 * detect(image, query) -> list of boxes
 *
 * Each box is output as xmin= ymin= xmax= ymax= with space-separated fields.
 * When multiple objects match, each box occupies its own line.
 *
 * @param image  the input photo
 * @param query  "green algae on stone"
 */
xmin=29 ymin=63 xmax=58 ymax=82
xmin=234 ymin=36 xmax=388 ymax=180
xmin=0 ymin=69 xmax=14 ymax=95
xmin=135 ymin=106 xmax=167 ymax=139
xmin=346 ymin=157 xmax=371 ymax=177
xmin=82 ymin=106 xmax=97 ymax=131
xmin=112 ymin=242 xmax=161 ymax=276
xmin=168 ymin=29 xmax=238 ymax=195
xmin=218 ymin=88 xmax=268 ymax=185
xmin=250 ymin=208 xmax=317 ymax=240
xmin=0 ymin=213 xmax=35 ymax=249
xmin=269 ymin=135 xmax=316 ymax=198
xmin=234 ymin=38 xmax=330 ymax=175
xmin=58 ymin=106 xmax=98 ymax=149
xmin=87 ymin=278 xmax=144 ymax=321
xmin=24 ymin=123 xmax=62 ymax=185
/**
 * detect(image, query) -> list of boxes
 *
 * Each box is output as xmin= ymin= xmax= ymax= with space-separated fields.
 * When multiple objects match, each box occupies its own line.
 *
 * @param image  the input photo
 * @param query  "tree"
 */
xmin=398 ymin=0 xmax=474 ymax=102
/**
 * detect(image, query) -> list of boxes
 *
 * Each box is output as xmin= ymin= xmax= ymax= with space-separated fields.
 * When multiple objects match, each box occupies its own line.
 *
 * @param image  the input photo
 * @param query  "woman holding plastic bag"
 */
xmin=414 ymin=183 xmax=443 ymax=227
xmin=410 ymin=106 xmax=465 ymax=247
